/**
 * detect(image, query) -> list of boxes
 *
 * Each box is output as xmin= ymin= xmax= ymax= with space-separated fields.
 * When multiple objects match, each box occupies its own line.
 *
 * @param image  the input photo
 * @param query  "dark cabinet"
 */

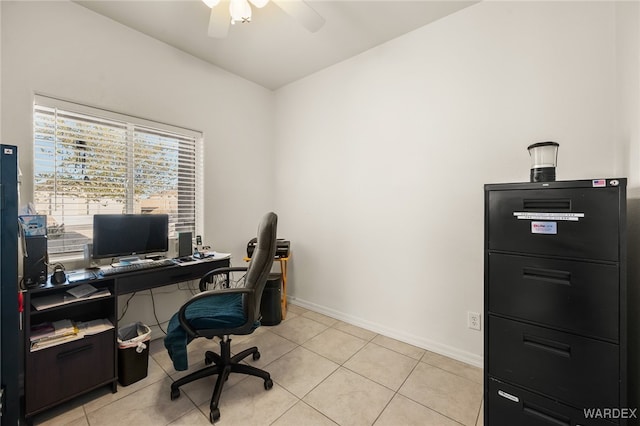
xmin=26 ymin=331 xmax=116 ymax=413
xmin=24 ymin=279 xmax=117 ymax=420
xmin=484 ymin=179 xmax=632 ymax=425
xmin=1 ymin=145 xmax=20 ymax=424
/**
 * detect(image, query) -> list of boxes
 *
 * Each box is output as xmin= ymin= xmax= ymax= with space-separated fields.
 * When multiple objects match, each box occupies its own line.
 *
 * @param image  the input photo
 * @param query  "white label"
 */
xmin=498 ymin=390 xmax=520 ymax=403
xmin=531 ymin=221 xmax=557 ymax=234
xmin=3 ymin=148 xmax=13 ymax=155
xmin=513 ymin=212 xmax=584 ymax=221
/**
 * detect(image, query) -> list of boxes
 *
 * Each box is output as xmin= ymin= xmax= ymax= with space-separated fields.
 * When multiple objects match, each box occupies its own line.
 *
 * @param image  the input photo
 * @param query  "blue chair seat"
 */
xmin=164 ymin=293 xmax=246 ymax=371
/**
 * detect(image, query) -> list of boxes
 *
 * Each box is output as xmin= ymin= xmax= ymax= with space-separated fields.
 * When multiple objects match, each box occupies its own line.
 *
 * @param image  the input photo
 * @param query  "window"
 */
xmin=33 ymin=95 xmax=203 ymax=258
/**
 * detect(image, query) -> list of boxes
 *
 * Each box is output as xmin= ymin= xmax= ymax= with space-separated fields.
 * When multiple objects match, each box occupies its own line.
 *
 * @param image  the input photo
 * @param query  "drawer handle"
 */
xmin=522 ymin=267 xmax=571 ymax=286
xmin=523 ymin=334 xmax=571 ymax=358
xmin=57 ymin=344 xmax=93 ymax=359
xmin=523 ymin=198 xmax=571 ymax=211
xmin=523 ymin=402 xmax=571 ymax=426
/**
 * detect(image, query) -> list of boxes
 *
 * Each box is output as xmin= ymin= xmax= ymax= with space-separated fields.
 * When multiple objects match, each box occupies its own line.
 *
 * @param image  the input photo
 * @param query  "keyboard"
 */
xmin=101 ymin=258 xmax=176 ymax=276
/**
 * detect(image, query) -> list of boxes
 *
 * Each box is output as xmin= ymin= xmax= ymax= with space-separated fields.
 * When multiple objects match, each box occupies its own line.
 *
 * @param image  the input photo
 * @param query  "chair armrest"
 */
xmin=199 ymin=266 xmax=249 ymax=291
xmin=203 ymin=266 xmax=249 ymax=276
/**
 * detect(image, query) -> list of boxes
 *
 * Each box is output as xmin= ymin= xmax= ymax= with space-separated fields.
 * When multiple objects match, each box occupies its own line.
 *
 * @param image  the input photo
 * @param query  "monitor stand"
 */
xmin=111 ymin=256 xmax=152 ymax=267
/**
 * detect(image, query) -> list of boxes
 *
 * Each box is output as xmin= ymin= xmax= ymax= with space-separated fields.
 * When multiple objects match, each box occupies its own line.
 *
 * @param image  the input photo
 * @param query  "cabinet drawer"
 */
xmin=26 ymin=330 xmax=115 ymax=414
xmin=488 ymin=316 xmax=619 ymax=409
xmin=488 ymin=253 xmax=619 ymax=341
xmin=487 ymin=378 xmax=616 ymax=426
xmin=487 ymin=187 xmax=621 ymax=260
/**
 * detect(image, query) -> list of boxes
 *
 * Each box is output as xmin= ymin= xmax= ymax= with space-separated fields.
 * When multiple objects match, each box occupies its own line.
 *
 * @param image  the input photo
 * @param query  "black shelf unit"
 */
xmin=23 ymin=279 xmax=117 ymax=421
xmin=484 ymin=178 xmax=634 ymax=425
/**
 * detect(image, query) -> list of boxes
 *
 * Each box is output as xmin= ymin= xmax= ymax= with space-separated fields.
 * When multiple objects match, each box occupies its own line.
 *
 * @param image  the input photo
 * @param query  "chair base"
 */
xmin=170 ymin=336 xmax=273 ymax=424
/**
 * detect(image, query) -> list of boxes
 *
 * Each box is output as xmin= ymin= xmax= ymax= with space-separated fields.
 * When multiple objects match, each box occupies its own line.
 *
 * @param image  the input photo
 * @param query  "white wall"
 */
xmin=1 ymin=1 xmax=275 ymax=334
xmin=615 ymin=1 xmax=640 ymax=188
xmin=274 ymin=1 xmax=619 ymax=366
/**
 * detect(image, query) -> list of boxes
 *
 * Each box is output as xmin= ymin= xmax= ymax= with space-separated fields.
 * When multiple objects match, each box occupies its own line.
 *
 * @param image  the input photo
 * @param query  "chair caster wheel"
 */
xmin=264 ymin=378 xmax=273 ymax=390
xmin=210 ymin=408 xmax=220 ymax=423
xmin=170 ymin=387 xmax=180 ymax=400
xmin=253 ymin=351 xmax=261 ymax=361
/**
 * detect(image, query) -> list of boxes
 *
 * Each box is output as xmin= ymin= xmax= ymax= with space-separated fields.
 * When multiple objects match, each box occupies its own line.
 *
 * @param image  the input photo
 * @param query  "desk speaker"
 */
xmin=178 ymin=232 xmax=192 ymax=258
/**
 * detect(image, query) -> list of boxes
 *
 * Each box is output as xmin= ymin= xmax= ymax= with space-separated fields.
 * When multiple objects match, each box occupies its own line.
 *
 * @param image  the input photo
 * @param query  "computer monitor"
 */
xmin=92 ymin=214 xmax=169 ymax=260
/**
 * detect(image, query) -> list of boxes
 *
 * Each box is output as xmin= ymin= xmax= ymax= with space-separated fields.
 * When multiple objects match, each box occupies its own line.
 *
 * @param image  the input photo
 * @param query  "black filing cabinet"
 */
xmin=484 ymin=179 xmax=632 ymax=425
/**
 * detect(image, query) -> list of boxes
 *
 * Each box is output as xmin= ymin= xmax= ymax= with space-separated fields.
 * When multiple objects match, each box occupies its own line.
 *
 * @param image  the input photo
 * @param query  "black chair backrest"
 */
xmin=245 ymin=212 xmax=278 ymax=321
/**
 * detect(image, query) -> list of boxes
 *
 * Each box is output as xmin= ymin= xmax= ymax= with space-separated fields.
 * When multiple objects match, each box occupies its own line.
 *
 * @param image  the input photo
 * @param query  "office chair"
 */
xmin=164 ymin=212 xmax=278 ymax=423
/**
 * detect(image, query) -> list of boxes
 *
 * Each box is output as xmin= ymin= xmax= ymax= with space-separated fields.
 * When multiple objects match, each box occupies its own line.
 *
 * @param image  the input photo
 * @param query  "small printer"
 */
xmin=247 ymin=238 xmax=290 ymax=259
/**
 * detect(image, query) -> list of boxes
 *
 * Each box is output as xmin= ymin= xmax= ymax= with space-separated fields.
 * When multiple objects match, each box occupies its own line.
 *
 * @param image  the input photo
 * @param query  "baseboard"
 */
xmin=288 ymin=296 xmax=483 ymax=368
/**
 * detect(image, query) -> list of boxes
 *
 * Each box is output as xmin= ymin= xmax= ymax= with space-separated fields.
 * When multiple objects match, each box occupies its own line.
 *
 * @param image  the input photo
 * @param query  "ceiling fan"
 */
xmin=203 ymin=0 xmax=325 ymax=38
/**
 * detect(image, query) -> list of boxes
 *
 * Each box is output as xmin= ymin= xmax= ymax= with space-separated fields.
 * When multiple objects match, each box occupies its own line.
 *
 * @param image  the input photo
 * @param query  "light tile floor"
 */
xmin=30 ymin=304 xmax=484 ymax=426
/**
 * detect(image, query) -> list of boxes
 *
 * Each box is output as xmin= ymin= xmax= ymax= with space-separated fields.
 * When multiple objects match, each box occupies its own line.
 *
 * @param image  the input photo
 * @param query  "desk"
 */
xmin=113 ymin=257 xmax=230 ymax=295
xmin=23 ymin=257 xmax=229 ymax=421
xmin=244 ymin=256 xmax=289 ymax=319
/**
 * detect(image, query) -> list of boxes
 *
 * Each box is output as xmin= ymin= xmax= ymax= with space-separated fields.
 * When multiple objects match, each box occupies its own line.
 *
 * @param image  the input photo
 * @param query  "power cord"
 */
xmin=118 ymin=292 xmax=137 ymax=321
xmin=149 ymin=288 xmax=167 ymax=335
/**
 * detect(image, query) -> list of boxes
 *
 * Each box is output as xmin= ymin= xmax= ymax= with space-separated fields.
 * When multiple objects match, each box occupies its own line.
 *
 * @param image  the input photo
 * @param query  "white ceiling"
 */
xmin=75 ymin=0 xmax=478 ymax=90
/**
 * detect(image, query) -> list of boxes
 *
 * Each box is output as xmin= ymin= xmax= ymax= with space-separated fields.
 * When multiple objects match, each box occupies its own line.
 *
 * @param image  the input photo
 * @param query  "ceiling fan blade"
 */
xmin=272 ymin=0 xmax=325 ymax=33
xmin=208 ymin=0 xmax=230 ymax=38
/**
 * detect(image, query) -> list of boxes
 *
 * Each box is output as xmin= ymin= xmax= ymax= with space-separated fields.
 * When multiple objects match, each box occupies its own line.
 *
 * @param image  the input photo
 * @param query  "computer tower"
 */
xmin=260 ymin=273 xmax=282 ymax=326
xmin=23 ymin=236 xmax=48 ymax=288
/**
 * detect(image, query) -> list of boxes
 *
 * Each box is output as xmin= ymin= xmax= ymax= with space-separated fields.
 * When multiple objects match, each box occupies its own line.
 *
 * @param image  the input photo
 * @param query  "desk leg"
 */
xmin=279 ymin=259 xmax=288 ymax=320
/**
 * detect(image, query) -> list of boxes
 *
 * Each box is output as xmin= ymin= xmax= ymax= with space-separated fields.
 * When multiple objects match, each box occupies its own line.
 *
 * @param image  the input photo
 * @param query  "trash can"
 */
xmin=117 ymin=322 xmax=151 ymax=386
xmin=260 ymin=273 xmax=282 ymax=326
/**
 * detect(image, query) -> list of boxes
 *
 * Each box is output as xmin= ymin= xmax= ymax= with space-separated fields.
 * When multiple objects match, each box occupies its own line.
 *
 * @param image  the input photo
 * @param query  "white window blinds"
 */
xmin=33 ymin=95 xmax=203 ymax=257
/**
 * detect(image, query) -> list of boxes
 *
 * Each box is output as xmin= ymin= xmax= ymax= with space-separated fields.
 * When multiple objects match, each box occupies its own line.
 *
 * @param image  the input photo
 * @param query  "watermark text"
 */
xmin=583 ymin=408 xmax=637 ymax=419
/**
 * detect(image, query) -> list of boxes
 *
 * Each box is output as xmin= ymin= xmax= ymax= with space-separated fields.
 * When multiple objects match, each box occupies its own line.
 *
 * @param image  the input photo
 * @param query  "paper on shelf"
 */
xmin=76 ymin=318 xmax=114 ymax=336
xmin=30 ymin=333 xmax=83 ymax=351
xmin=30 ymin=322 xmax=55 ymax=341
xmin=66 ymin=283 xmax=98 ymax=298
xmin=31 ymin=288 xmax=111 ymax=311
xmin=30 ymin=318 xmax=114 ymax=352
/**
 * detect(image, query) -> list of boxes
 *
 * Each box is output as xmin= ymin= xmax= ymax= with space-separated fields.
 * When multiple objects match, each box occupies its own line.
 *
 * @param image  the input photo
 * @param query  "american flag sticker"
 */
xmin=592 ymin=179 xmax=606 ymax=187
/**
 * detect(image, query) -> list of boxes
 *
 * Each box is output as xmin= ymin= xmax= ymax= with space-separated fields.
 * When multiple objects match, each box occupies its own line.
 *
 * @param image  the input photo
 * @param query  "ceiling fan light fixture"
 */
xmin=202 ymin=0 xmax=220 ymax=8
xmin=230 ymin=0 xmax=252 ymax=24
xmin=249 ymin=0 xmax=269 ymax=8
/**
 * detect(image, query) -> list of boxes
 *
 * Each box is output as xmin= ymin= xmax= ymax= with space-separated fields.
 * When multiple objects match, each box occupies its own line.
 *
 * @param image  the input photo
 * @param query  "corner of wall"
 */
xmin=615 ymin=1 xmax=640 ymax=188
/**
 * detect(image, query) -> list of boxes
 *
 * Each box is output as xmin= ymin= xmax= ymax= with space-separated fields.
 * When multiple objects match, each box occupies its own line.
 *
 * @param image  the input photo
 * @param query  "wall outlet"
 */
xmin=468 ymin=312 xmax=481 ymax=331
